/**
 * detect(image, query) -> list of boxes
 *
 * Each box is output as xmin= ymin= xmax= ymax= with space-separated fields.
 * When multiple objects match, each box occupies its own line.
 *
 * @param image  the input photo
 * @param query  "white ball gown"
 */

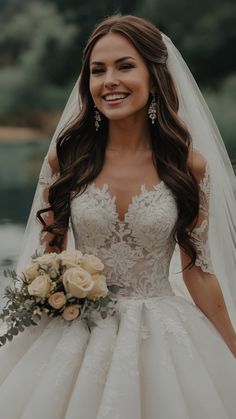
xmin=0 ymin=162 xmax=236 ymax=419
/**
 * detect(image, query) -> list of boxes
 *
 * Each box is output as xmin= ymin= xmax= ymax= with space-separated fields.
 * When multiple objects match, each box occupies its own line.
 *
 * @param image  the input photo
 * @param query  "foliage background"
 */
xmin=0 ymin=0 xmax=235 ymax=158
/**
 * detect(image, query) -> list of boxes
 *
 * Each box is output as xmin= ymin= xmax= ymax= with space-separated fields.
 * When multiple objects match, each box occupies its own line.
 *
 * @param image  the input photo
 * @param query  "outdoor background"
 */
xmin=0 ymin=0 xmax=236 ymax=272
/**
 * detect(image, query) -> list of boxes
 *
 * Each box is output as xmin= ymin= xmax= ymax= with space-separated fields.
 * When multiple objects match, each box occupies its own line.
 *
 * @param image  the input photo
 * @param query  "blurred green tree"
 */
xmin=0 ymin=2 xmax=78 ymax=125
xmin=0 ymin=0 xmax=235 ymax=160
xmin=45 ymin=0 xmax=139 ymax=81
xmin=135 ymin=0 xmax=236 ymax=85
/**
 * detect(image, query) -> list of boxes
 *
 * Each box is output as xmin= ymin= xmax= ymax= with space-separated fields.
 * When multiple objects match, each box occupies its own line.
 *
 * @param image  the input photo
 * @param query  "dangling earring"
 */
xmin=148 ymin=93 xmax=158 ymax=124
xmin=94 ymin=104 xmax=101 ymax=131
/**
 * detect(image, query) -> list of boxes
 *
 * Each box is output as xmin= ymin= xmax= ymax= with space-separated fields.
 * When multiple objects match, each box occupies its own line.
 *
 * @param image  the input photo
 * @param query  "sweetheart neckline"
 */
xmin=88 ymin=181 xmax=166 ymax=223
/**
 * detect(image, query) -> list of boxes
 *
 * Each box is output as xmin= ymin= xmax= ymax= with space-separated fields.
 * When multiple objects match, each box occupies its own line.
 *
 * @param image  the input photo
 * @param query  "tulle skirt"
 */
xmin=0 ymin=294 xmax=236 ymax=419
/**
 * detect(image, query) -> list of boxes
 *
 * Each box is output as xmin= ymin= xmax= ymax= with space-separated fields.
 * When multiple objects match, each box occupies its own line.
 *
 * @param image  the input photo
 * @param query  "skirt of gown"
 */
xmin=0 ymin=294 xmax=236 ymax=419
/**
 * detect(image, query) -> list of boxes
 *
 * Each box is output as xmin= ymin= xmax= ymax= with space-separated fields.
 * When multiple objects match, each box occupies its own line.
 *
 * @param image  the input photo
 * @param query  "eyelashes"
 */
xmin=90 ymin=63 xmax=135 ymax=74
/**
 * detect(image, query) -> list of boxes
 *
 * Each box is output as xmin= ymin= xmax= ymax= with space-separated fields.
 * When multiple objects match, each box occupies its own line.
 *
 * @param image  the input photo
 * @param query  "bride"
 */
xmin=1 ymin=13 xmax=236 ymax=419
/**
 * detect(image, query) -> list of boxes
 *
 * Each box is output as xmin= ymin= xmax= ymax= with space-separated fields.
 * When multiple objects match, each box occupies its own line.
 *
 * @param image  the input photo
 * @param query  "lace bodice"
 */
xmin=37 ymin=156 xmax=213 ymax=299
xmin=71 ymin=182 xmax=177 ymax=299
xmin=70 ymin=165 xmax=213 ymax=299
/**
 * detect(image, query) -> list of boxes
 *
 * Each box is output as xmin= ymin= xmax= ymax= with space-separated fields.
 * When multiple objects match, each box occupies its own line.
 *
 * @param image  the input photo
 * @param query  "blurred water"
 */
xmin=0 ymin=223 xmax=25 ymax=269
xmin=0 ymin=223 xmax=25 ymax=309
xmin=0 ymin=139 xmax=48 ymax=270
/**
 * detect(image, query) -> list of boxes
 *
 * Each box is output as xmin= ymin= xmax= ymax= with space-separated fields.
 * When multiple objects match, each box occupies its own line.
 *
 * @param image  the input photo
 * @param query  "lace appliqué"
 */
xmin=199 ymin=164 xmax=210 ymax=214
xmin=39 ymin=155 xmax=60 ymax=188
xmin=33 ymin=155 xmax=61 ymax=255
xmin=191 ymin=163 xmax=214 ymax=274
xmin=144 ymin=297 xmax=194 ymax=365
xmin=191 ymin=220 xmax=214 ymax=273
xmin=71 ymin=181 xmax=178 ymax=299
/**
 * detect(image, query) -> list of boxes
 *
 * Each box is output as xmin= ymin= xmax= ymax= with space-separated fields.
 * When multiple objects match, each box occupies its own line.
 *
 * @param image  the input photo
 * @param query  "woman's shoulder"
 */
xmin=47 ymin=147 xmax=60 ymax=175
xmin=187 ymin=147 xmax=207 ymax=183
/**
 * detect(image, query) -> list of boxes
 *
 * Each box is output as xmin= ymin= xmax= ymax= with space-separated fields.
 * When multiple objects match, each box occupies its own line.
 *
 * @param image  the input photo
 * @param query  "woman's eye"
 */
xmin=119 ymin=63 xmax=134 ymax=70
xmin=90 ymin=64 xmax=134 ymax=75
xmin=91 ymin=68 xmax=104 ymax=74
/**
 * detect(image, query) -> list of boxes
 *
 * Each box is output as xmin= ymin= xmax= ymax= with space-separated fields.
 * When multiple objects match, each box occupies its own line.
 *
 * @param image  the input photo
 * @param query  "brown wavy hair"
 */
xmin=37 ymin=14 xmax=199 ymax=270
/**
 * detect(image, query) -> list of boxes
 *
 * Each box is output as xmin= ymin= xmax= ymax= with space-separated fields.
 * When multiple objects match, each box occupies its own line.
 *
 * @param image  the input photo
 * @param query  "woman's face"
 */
xmin=89 ymin=33 xmax=152 ymax=122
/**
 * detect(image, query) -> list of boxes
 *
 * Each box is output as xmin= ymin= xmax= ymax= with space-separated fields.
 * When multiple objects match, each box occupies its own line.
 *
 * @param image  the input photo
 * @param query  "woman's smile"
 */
xmin=102 ymin=92 xmax=131 ymax=106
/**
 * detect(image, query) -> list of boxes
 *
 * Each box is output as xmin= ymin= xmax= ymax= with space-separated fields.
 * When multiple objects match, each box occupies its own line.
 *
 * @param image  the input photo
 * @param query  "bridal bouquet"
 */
xmin=0 ymin=250 xmax=120 ymax=347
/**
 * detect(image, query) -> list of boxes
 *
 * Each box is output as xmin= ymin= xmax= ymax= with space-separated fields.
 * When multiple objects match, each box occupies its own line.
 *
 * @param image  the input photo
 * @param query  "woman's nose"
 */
xmin=104 ymin=71 xmax=119 ymax=89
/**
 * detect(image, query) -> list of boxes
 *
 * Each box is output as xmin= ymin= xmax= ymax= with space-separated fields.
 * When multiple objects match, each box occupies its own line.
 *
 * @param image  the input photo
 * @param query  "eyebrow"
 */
xmin=90 ymin=56 xmax=136 ymax=66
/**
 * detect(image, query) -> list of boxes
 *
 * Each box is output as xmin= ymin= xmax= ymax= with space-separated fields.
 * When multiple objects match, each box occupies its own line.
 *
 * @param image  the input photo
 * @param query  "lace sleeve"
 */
xmin=190 ymin=163 xmax=214 ymax=274
xmin=37 ymin=153 xmax=61 ymax=254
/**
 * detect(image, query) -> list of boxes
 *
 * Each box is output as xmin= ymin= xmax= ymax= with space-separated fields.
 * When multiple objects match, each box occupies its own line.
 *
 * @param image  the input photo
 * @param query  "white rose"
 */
xmin=81 ymin=254 xmax=104 ymax=275
xmin=87 ymin=274 xmax=109 ymax=301
xmin=60 ymin=250 xmax=84 ymax=268
xmin=28 ymin=274 xmax=52 ymax=298
xmin=62 ymin=267 xmax=94 ymax=299
xmin=62 ymin=304 xmax=80 ymax=321
xmin=36 ymin=252 xmax=59 ymax=264
xmin=35 ymin=253 xmax=60 ymax=276
xmin=48 ymin=292 xmax=66 ymax=309
xmin=24 ymin=262 xmax=40 ymax=283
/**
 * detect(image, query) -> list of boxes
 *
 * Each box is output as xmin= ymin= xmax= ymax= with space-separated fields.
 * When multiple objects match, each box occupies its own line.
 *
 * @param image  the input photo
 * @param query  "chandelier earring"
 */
xmin=94 ymin=104 xmax=101 ymax=131
xmin=148 ymin=93 xmax=159 ymax=124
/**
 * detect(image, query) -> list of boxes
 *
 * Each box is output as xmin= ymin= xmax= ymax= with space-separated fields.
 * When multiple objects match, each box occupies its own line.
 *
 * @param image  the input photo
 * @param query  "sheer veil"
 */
xmin=15 ymin=33 xmax=236 ymax=327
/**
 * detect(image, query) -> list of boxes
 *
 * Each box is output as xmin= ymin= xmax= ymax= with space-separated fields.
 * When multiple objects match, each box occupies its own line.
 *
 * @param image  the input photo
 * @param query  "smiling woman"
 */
xmin=89 ymin=36 xmax=152 ymax=123
xmin=1 ymin=13 xmax=236 ymax=419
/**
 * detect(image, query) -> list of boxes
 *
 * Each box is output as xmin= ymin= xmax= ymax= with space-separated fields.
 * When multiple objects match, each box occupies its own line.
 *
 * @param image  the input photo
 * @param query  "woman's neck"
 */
xmin=106 ymin=116 xmax=152 ymax=154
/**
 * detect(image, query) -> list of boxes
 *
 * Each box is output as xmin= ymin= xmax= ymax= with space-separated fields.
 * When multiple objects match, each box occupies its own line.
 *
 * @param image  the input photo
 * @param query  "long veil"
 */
xmin=15 ymin=33 xmax=236 ymax=327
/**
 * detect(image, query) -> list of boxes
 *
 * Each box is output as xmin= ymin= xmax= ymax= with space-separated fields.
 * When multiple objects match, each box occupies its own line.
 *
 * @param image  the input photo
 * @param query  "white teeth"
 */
xmin=104 ymin=94 xmax=129 ymax=101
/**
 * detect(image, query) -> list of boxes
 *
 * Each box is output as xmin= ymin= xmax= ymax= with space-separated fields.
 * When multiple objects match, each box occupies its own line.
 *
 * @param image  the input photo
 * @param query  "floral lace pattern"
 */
xmin=39 ymin=155 xmax=60 ymax=188
xmin=71 ymin=164 xmax=213 ymax=299
xmin=71 ymin=181 xmax=178 ymax=299
xmin=191 ymin=163 xmax=214 ymax=273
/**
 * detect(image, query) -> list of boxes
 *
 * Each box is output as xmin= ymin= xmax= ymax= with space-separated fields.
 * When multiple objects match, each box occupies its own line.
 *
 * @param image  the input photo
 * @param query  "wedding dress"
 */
xmin=0 ymin=157 xmax=236 ymax=419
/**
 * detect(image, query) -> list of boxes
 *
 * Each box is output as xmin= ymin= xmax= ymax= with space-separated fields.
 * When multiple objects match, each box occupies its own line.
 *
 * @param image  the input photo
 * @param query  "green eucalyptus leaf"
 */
xmin=0 ymin=336 xmax=7 ymax=345
xmin=3 ymin=309 xmax=9 ymax=315
xmin=18 ymin=324 xmax=24 ymax=332
xmin=100 ymin=297 xmax=109 ymax=307
xmin=6 ymin=333 xmax=13 ymax=341
xmin=108 ymin=284 xmax=122 ymax=293
xmin=11 ymin=328 xmax=19 ymax=336
xmin=100 ymin=311 xmax=107 ymax=319
xmin=23 ymin=318 xmax=32 ymax=327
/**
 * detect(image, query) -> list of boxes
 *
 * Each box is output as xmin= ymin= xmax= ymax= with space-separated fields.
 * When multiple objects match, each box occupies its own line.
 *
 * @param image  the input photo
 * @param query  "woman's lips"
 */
xmin=102 ymin=94 xmax=130 ymax=106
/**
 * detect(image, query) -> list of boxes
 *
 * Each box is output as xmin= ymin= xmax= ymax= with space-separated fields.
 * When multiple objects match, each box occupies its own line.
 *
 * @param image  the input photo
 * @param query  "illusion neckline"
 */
xmin=88 ymin=180 xmax=165 ymax=223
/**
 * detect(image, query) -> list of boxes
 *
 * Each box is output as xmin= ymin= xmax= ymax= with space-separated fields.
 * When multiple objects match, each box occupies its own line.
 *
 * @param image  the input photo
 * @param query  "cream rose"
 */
xmin=36 ymin=252 xmax=59 ymax=264
xmin=24 ymin=262 xmax=40 ymax=283
xmin=87 ymin=274 xmax=109 ymax=301
xmin=60 ymin=250 xmax=84 ymax=268
xmin=28 ymin=274 xmax=52 ymax=298
xmin=81 ymin=254 xmax=104 ymax=275
xmin=48 ymin=292 xmax=66 ymax=309
xmin=36 ymin=253 xmax=60 ymax=277
xmin=62 ymin=304 xmax=80 ymax=321
xmin=62 ymin=267 xmax=94 ymax=299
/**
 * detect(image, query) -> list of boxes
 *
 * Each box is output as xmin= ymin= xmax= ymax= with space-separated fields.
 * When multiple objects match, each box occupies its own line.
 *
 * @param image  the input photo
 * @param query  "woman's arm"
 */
xmin=180 ymin=149 xmax=236 ymax=356
xmin=39 ymin=148 xmax=68 ymax=254
xmin=180 ymin=251 xmax=236 ymax=357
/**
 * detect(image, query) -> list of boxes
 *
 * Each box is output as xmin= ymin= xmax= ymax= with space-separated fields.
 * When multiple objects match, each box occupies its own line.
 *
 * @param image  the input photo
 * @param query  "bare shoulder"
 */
xmin=187 ymin=148 xmax=207 ymax=182
xmin=47 ymin=147 xmax=60 ymax=174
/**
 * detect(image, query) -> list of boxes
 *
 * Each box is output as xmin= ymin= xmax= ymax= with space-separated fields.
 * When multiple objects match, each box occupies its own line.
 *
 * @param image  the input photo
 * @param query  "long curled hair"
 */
xmin=37 ymin=14 xmax=199 ymax=269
